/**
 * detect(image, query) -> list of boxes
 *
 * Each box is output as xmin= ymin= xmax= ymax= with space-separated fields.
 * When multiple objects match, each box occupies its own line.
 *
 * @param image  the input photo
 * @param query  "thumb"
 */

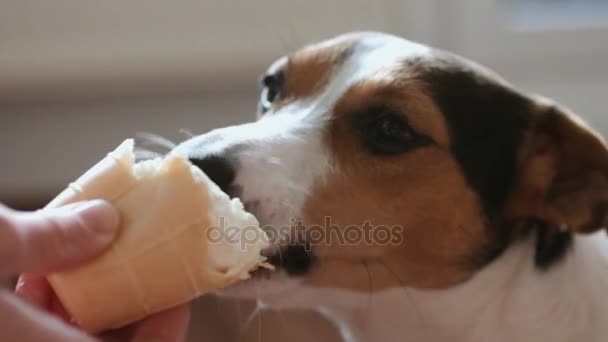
xmin=0 ymin=200 xmax=120 ymax=276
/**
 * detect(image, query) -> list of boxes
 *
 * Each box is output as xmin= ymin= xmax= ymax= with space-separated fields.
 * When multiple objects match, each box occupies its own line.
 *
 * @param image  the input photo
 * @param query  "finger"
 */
xmin=131 ymin=305 xmax=191 ymax=342
xmin=0 ymin=200 xmax=120 ymax=275
xmin=15 ymin=274 xmax=74 ymax=324
xmin=0 ymin=289 xmax=96 ymax=342
xmin=15 ymin=274 xmax=53 ymax=310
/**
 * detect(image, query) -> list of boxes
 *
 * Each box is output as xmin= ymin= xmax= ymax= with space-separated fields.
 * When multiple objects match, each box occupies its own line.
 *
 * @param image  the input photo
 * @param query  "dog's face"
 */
xmin=176 ymin=32 xmax=608 ymax=297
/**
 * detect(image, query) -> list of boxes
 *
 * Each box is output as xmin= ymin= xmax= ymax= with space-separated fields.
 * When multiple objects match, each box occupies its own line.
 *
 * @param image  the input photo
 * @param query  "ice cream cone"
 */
xmin=46 ymin=139 xmax=268 ymax=332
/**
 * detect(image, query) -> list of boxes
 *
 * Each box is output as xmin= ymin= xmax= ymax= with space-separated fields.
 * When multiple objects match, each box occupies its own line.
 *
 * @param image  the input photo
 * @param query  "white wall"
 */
xmin=0 ymin=0 xmax=399 ymax=204
xmin=1 ymin=0 xmax=607 ymax=204
xmin=0 ymin=91 xmax=257 ymax=202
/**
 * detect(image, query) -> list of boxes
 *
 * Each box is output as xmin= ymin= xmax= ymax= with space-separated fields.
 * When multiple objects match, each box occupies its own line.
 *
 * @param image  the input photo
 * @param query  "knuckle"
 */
xmin=40 ymin=215 xmax=82 ymax=261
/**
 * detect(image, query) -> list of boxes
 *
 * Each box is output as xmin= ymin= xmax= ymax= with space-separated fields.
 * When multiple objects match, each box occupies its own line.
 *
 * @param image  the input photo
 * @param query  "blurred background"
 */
xmin=1 ymin=0 xmax=606 ymax=340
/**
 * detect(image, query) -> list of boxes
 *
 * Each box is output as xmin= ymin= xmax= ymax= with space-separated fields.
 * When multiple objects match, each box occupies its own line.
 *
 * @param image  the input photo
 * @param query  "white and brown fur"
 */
xmin=175 ymin=32 xmax=608 ymax=342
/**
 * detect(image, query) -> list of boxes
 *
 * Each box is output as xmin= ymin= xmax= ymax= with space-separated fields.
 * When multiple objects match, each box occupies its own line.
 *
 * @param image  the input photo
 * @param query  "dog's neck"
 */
xmin=288 ymin=233 xmax=608 ymax=342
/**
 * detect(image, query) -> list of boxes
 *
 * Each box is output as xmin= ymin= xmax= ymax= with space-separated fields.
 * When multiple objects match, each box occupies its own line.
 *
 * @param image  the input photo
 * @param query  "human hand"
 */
xmin=0 ymin=201 xmax=190 ymax=341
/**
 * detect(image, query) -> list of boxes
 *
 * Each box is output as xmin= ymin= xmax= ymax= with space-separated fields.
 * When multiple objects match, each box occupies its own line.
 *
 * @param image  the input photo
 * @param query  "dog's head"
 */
xmin=176 ymin=32 xmax=608 ymax=297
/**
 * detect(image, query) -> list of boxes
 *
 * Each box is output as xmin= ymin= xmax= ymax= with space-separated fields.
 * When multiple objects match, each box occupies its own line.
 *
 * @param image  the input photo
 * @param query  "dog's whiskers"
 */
xmin=361 ymin=260 xmax=374 ymax=330
xmin=233 ymin=296 xmax=244 ymax=337
xmin=257 ymin=298 xmax=263 ymax=342
xmin=276 ymin=242 xmax=285 ymax=273
xmin=241 ymin=285 xmax=266 ymax=339
xmin=133 ymin=149 xmax=164 ymax=161
xmin=135 ymin=132 xmax=177 ymax=150
xmin=375 ymin=259 xmax=431 ymax=340
xmin=275 ymin=29 xmax=294 ymax=55
xmin=179 ymin=128 xmax=196 ymax=139
xmin=133 ymin=132 xmax=178 ymax=162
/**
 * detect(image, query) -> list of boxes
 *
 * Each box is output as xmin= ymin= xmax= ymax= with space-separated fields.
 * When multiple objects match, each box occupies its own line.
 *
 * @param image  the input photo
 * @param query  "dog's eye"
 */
xmin=262 ymin=74 xmax=282 ymax=102
xmin=259 ymin=72 xmax=284 ymax=113
xmin=355 ymin=108 xmax=431 ymax=155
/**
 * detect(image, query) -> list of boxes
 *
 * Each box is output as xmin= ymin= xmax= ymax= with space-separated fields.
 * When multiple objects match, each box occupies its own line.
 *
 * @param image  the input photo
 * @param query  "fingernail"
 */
xmin=72 ymin=200 xmax=120 ymax=237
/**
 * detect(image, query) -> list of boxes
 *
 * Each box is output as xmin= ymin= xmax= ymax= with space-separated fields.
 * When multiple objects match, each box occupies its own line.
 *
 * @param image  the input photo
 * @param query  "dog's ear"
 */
xmin=508 ymin=97 xmax=608 ymax=236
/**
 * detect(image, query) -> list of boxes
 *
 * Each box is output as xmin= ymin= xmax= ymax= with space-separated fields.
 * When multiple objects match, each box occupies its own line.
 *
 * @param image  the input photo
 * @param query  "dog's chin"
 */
xmin=214 ymin=269 xmax=306 ymax=308
xmin=216 ymin=245 xmax=313 ymax=308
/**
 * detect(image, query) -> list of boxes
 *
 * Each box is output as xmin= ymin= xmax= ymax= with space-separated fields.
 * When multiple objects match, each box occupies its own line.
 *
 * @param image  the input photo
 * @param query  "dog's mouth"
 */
xmin=249 ymin=266 xmax=275 ymax=280
xmin=227 ymin=188 xmax=314 ymax=276
xmin=261 ymin=244 xmax=315 ymax=276
xmin=217 ymin=245 xmax=312 ymax=299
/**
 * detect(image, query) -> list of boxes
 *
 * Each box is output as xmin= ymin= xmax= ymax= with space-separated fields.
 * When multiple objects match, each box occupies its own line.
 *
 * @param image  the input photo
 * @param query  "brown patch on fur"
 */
xmin=269 ymin=39 xmax=356 ymax=110
xmin=503 ymin=97 xmax=608 ymax=236
xmin=298 ymin=78 xmax=488 ymax=291
xmin=284 ymin=48 xmax=342 ymax=100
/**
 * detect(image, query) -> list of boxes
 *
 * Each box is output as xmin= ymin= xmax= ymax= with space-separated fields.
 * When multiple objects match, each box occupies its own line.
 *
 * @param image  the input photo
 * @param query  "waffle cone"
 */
xmin=45 ymin=139 xmax=269 ymax=332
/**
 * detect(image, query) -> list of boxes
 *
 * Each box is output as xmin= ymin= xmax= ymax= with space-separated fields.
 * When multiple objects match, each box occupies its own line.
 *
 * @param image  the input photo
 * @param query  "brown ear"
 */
xmin=509 ymin=97 xmax=608 ymax=235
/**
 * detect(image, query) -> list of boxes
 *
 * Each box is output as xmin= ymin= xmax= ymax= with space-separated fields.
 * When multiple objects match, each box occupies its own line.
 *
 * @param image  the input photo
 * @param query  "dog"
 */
xmin=174 ymin=32 xmax=608 ymax=342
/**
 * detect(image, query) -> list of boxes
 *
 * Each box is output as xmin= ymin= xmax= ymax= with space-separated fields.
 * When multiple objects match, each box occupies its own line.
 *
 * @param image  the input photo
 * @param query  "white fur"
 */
xmin=240 ymin=233 xmax=608 ymax=342
xmin=174 ymin=113 xmax=328 ymax=238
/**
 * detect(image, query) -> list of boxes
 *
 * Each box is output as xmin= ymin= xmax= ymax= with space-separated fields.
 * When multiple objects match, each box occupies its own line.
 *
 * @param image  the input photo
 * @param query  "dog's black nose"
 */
xmin=189 ymin=155 xmax=235 ymax=194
